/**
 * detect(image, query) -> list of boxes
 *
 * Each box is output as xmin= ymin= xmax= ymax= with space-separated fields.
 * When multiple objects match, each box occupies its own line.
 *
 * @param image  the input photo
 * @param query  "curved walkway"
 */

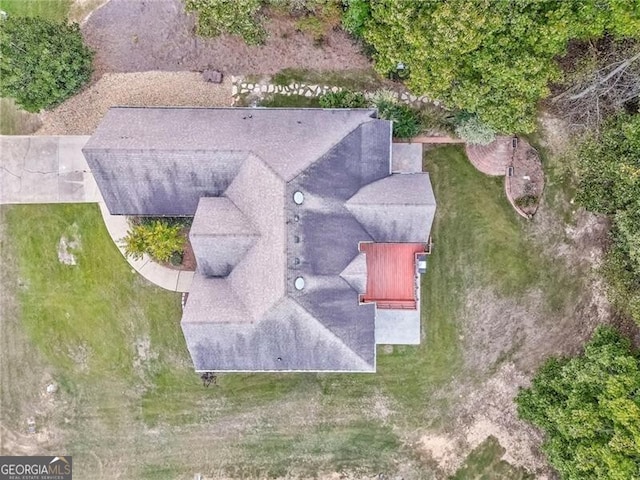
xmin=0 ymin=135 xmax=192 ymax=293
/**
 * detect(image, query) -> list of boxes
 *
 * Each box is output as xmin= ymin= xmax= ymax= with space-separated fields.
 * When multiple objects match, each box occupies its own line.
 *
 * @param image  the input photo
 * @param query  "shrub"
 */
xmin=184 ymin=0 xmax=266 ymax=45
xmin=454 ymin=114 xmax=497 ymax=145
xmin=375 ymin=100 xmax=422 ymax=138
xmin=0 ymin=16 xmax=93 ymax=112
xmin=514 ymin=195 xmax=538 ymax=209
xmin=123 ymin=220 xmax=185 ymax=263
xmin=318 ymin=90 xmax=367 ymax=108
xmin=341 ymin=0 xmax=371 ymax=38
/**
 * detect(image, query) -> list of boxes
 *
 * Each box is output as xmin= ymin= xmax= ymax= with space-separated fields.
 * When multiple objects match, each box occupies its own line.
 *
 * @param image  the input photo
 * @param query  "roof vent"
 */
xmin=294 ymin=277 xmax=305 ymax=290
xmin=293 ymin=191 xmax=304 ymax=205
xmin=293 ymin=214 xmax=299 ymax=222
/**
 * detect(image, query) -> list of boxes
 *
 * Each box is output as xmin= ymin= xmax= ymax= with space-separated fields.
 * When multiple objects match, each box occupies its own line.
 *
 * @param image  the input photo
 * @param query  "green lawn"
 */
xmin=271 ymin=68 xmax=387 ymax=91
xmin=0 ymin=98 xmax=42 ymax=134
xmin=259 ymin=93 xmax=321 ymax=108
xmin=0 ymin=146 xmax=571 ymax=477
xmin=450 ymin=437 xmax=533 ymax=480
xmin=0 ymin=0 xmax=70 ymax=21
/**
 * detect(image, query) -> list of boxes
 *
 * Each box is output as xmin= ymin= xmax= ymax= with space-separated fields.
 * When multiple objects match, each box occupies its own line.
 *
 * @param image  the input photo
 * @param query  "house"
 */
xmin=83 ymin=107 xmax=436 ymax=373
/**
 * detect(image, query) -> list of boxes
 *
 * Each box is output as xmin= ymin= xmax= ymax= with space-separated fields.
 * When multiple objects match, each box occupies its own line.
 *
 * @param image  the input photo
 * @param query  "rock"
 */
xmin=331 ymin=86 xmax=339 ymax=93
xmin=231 ymin=85 xmax=238 ymax=96
xmin=46 ymin=383 xmax=58 ymax=394
xmin=267 ymin=84 xmax=275 ymax=93
xmin=202 ymin=69 xmax=223 ymax=83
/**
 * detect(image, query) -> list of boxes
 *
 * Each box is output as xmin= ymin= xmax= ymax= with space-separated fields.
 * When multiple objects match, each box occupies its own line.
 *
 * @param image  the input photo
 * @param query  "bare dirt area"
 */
xmin=36 ymin=71 xmax=232 ymax=135
xmin=82 ymin=0 xmax=370 ymax=77
xmin=420 ymin=364 xmax=549 ymax=478
xmin=417 ymin=114 xmax=622 ymax=478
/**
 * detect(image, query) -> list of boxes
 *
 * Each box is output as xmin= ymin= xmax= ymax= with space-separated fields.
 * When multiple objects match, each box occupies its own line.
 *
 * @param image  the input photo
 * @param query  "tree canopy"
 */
xmin=576 ymin=113 xmax=640 ymax=322
xmin=362 ymin=0 xmax=640 ymax=133
xmin=0 ymin=16 xmax=93 ymax=112
xmin=517 ymin=326 xmax=640 ymax=480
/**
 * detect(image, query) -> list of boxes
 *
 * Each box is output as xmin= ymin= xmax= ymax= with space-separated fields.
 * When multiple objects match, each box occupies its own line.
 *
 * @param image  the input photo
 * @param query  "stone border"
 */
xmin=230 ymin=75 xmax=434 ymax=107
xmin=504 ymin=171 xmax=531 ymax=220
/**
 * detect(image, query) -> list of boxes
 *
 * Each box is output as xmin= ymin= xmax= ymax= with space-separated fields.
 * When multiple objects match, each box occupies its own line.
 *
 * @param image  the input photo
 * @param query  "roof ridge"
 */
xmin=285 ymin=119 xmax=370 ymax=182
xmin=220 ymin=192 xmax=262 ymax=237
xmin=289 ymin=297 xmax=374 ymax=370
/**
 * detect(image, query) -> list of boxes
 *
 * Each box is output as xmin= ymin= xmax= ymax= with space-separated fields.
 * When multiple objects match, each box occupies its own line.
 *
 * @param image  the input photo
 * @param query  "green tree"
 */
xmin=517 ymin=326 xmax=640 ymax=480
xmin=362 ymin=0 xmax=640 ymax=133
xmin=123 ymin=220 xmax=185 ymax=263
xmin=341 ymin=0 xmax=370 ymax=38
xmin=0 ymin=16 xmax=93 ymax=112
xmin=576 ymin=114 xmax=640 ymax=322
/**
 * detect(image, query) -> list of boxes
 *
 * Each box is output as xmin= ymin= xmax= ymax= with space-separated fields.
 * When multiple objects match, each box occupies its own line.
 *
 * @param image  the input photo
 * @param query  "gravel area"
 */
xmin=36 ymin=72 xmax=232 ymax=135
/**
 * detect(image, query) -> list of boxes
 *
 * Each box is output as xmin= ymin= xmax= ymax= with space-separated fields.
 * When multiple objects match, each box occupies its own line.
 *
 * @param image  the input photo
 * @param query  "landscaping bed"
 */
xmin=506 ymin=138 xmax=545 ymax=218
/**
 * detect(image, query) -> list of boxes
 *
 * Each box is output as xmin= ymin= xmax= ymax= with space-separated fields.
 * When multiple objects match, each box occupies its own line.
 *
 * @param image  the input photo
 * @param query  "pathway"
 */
xmin=465 ymin=136 xmax=514 ymax=176
xmin=0 ymin=135 xmax=193 ymax=293
xmin=231 ymin=75 xmax=437 ymax=107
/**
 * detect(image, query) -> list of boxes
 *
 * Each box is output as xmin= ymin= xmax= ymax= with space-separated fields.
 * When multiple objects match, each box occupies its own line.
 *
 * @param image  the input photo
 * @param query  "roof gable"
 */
xmin=346 ymin=173 xmax=436 ymax=242
xmin=189 ymin=197 xmax=259 ymax=277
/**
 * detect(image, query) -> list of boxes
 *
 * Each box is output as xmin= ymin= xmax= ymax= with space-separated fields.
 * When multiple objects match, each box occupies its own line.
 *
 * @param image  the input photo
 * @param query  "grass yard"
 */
xmin=0 ymin=145 xmax=583 ymax=478
xmin=0 ymin=0 xmax=71 ymax=21
xmin=259 ymin=94 xmax=321 ymax=108
xmin=271 ymin=68 xmax=387 ymax=91
xmin=450 ymin=436 xmax=533 ymax=480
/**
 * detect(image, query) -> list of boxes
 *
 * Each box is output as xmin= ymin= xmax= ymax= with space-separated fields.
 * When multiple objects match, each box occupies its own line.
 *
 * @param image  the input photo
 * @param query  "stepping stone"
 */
xmin=202 ymin=69 xmax=223 ymax=83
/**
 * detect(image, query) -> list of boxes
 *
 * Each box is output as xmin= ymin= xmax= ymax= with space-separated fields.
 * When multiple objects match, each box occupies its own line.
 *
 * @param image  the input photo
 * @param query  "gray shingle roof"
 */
xmin=84 ymin=107 xmax=437 ymax=373
xmin=189 ymin=197 xmax=259 ymax=277
xmin=339 ymin=253 xmax=367 ymax=294
xmin=345 ymin=173 xmax=436 ymax=242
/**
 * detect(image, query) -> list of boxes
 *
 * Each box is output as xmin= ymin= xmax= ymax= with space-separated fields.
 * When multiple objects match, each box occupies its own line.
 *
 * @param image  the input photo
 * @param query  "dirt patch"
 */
xmin=82 ymin=0 xmax=370 ymax=77
xmin=36 ymin=71 xmax=232 ymax=135
xmin=57 ymin=223 xmax=81 ymax=265
xmin=419 ymin=364 xmax=549 ymax=478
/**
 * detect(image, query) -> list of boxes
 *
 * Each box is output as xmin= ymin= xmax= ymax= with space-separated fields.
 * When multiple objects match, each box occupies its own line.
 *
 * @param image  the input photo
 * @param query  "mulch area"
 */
xmin=82 ymin=0 xmax=370 ymax=77
xmin=162 ymin=232 xmax=196 ymax=272
xmin=505 ymin=138 xmax=545 ymax=217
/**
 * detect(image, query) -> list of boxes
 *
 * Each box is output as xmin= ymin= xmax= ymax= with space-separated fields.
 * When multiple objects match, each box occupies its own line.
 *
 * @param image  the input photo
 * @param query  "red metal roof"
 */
xmin=359 ymin=242 xmax=424 ymax=310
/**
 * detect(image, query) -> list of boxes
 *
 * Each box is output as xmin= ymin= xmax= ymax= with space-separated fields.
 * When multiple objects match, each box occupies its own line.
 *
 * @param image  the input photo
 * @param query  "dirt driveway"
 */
xmin=82 ymin=0 xmax=370 ymax=76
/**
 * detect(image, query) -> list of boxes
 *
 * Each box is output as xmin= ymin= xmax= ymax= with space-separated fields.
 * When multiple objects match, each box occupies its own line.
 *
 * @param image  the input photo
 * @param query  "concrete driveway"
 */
xmin=0 ymin=135 xmax=193 ymax=292
xmin=0 ymin=135 xmax=99 ymax=204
